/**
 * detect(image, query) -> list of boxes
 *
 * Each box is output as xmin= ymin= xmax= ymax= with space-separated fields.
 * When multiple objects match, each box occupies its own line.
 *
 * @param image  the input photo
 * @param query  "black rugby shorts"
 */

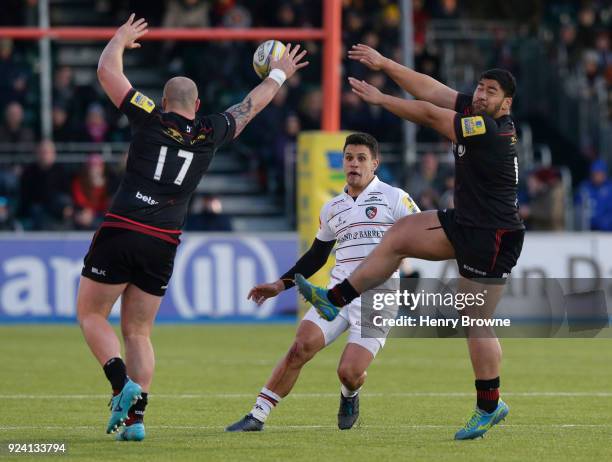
xmin=438 ymin=209 xmax=524 ymax=284
xmin=81 ymin=224 xmax=178 ymax=296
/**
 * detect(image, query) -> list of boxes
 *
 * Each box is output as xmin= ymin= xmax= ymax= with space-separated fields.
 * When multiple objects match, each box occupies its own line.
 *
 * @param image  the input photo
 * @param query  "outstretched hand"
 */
xmin=247 ymin=280 xmax=285 ymax=306
xmin=115 ymin=13 xmax=148 ymax=50
xmin=270 ymin=43 xmax=309 ymax=79
xmin=348 ymin=44 xmax=387 ymax=71
xmin=348 ymin=77 xmax=386 ymax=105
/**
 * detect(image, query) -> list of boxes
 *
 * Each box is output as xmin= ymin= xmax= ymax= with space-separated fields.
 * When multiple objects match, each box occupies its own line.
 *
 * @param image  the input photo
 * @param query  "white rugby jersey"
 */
xmin=316 ymin=176 xmax=419 ymax=289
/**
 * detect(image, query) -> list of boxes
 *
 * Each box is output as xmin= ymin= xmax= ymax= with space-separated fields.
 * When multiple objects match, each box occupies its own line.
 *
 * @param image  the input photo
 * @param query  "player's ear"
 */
xmin=372 ymin=155 xmax=379 ymax=172
xmin=503 ymin=96 xmax=512 ymax=111
xmin=161 ymin=96 xmax=167 ymax=111
xmin=195 ymin=98 xmax=200 ymax=112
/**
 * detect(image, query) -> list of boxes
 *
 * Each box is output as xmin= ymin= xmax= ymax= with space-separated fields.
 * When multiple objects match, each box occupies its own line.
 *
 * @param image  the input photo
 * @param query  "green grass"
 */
xmin=1 ymin=325 xmax=611 ymax=461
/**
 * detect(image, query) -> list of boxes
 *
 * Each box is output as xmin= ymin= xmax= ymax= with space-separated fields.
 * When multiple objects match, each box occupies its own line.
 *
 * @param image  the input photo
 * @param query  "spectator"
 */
xmin=0 ymin=161 xmax=19 ymax=213
xmin=519 ymin=167 xmax=565 ymax=230
xmin=275 ymin=2 xmax=298 ymax=27
xmin=558 ymin=21 xmax=580 ymax=69
xmin=81 ymin=103 xmax=110 ymax=143
xmin=185 ymin=196 xmax=232 ymax=231
xmin=406 ymin=152 xmax=447 ymax=207
xmin=52 ymin=104 xmax=72 ymax=142
xmin=341 ymin=89 xmax=370 ymax=133
xmin=221 ymin=4 xmax=252 ymax=28
xmin=298 ymin=88 xmax=322 ymax=130
xmin=415 ymin=45 xmax=442 ymax=81
xmin=163 ymin=0 xmax=210 ymax=28
xmin=377 ymin=4 xmax=401 ymax=50
xmin=595 ymin=31 xmax=612 ymax=73
xmin=52 ymin=66 xmax=75 ymax=110
xmin=575 ymin=159 xmax=612 ymax=231
xmin=19 ymin=140 xmax=73 ymax=230
xmin=432 ymin=0 xmax=461 ymax=20
xmin=343 ymin=10 xmax=365 ymax=49
xmin=0 ymin=38 xmax=29 ymax=108
xmin=576 ymin=5 xmax=597 ymax=50
xmin=412 ymin=0 xmax=430 ymax=48
xmin=72 ymin=154 xmax=111 ymax=230
xmin=0 ymin=196 xmax=16 ymax=230
xmin=211 ymin=0 xmax=236 ymax=25
xmin=53 ymin=65 xmax=102 ymax=139
xmin=438 ymin=172 xmax=455 ymax=209
xmin=581 ymin=50 xmax=606 ymax=97
xmin=271 ymin=112 xmax=301 ymax=193
xmin=0 ymin=101 xmax=35 ymax=144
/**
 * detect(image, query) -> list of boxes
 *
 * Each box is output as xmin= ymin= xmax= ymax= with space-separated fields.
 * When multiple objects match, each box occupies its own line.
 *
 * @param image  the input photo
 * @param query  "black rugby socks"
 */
xmin=327 ymin=279 xmax=360 ymax=307
xmin=126 ymin=392 xmax=148 ymax=425
xmin=103 ymin=357 xmax=128 ymax=394
xmin=475 ymin=377 xmax=500 ymax=413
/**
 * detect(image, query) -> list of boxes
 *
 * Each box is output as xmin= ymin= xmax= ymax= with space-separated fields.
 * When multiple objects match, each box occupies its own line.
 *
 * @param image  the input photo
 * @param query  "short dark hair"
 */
xmin=479 ymin=68 xmax=516 ymax=98
xmin=343 ymin=132 xmax=379 ymax=159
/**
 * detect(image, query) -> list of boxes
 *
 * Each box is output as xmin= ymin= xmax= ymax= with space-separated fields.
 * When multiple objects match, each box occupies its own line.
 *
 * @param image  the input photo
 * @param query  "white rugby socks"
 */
xmin=341 ymin=384 xmax=360 ymax=398
xmin=250 ymin=387 xmax=282 ymax=423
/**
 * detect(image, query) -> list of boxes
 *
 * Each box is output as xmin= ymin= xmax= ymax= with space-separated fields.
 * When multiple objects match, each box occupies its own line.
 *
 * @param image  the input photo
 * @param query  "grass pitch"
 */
xmin=1 ymin=325 xmax=611 ymax=461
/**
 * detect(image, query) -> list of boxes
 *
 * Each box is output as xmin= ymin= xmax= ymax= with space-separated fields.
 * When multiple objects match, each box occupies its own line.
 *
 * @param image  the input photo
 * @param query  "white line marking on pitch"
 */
xmin=0 ymin=424 xmax=611 ymax=431
xmin=1 ymin=392 xmax=612 ymax=399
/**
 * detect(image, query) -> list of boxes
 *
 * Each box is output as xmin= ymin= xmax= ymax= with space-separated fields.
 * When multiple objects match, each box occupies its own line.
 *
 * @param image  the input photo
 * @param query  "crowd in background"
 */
xmin=0 ymin=0 xmax=610 ymax=231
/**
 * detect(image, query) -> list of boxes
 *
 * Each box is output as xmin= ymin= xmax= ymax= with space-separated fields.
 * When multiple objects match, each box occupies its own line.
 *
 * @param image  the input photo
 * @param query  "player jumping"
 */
xmin=76 ymin=14 xmax=307 ymax=441
xmin=226 ymin=133 xmax=419 ymax=432
xmin=296 ymin=44 xmax=524 ymax=440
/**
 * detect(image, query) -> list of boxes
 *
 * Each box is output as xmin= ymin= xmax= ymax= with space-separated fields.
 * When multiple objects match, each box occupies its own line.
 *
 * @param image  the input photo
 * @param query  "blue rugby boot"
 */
xmin=115 ymin=422 xmax=145 ymax=441
xmin=295 ymin=274 xmax=340 ymax=321
xmin=106 ymin=379 xmax=142 ymax=434
xmin=454 ymin=399 xmax=509 ymax=440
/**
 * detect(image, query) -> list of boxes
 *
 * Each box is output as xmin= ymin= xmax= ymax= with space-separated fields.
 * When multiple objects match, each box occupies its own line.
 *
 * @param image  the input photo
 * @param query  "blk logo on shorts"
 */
xmin=91 ymin=267 xmax=106 ymax=276
xmin=365 ymin=206 xmax=377 ymax=219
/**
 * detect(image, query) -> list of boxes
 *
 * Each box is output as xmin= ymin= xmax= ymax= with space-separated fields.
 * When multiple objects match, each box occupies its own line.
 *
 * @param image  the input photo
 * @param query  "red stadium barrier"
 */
xmin=0 ymin=27 xmax=325 ymax=41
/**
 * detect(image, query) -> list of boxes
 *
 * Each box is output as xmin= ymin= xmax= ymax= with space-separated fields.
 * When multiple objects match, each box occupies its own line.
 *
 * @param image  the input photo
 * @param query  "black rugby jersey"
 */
xmin=451 ymin=92 xmax=524 ymax=230
xmin=107 ymin=88 xmax=235 ymax=230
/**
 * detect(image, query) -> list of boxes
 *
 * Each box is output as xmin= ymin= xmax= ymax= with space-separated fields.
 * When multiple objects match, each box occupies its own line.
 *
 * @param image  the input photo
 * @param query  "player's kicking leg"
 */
xmin=113 ymin=284 xmax=163 ymax=441
xmin=76 ymin=277 xmax=143 ymax=434
xmin=296 ymin=211 xmax=454 ymax=320
xmin=226 ymin=310 xmax=348 ymax=431
xmin=454 ymin=278 xmax=508 ymax=440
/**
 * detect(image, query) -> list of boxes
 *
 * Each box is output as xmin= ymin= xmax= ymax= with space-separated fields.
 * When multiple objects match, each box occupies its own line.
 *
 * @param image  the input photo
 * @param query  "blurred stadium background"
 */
xmin=1 ymin=1 xmax=612 ymax=460
xmin=0 ymin=0 xmax=610 ymax=323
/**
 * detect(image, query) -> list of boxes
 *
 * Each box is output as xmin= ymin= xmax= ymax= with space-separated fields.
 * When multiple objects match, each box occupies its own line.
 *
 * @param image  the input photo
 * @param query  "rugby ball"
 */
xmin=253 ymin=40 xmax=286 ymax=79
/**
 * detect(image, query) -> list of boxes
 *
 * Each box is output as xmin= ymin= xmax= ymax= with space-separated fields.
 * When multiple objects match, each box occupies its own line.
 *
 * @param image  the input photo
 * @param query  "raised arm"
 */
xmin=97 ymin=14 xmax=148 ymax=108
xmin=349 ymin=77 xmax=457 ymax=143
xmin=348 ymin=44 xmax=458 ymax=110
xmin=226 ymin=43 xmax=308 ymax=139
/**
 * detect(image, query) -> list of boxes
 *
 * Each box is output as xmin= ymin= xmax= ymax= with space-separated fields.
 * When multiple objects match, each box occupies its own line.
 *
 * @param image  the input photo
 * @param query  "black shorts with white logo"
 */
xmin=438 ymin=209 xmax=524 ymax=283
xmin=81 ymin=220 xmax=179 ymax=296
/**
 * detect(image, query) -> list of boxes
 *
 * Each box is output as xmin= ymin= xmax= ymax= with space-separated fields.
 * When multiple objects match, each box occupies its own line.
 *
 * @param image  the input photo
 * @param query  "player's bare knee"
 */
xmin=76 ymin=303 xmax=96 ymax=326
xmin=286 ymin=339 xmax=317 ymax=367
xmin=122 ymin=325 xmax=151 ymax=341
xmin=121 ymin=318 xmax=151 ymax=339
xmin=337 ymin=363 xmax=365 ymax=389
